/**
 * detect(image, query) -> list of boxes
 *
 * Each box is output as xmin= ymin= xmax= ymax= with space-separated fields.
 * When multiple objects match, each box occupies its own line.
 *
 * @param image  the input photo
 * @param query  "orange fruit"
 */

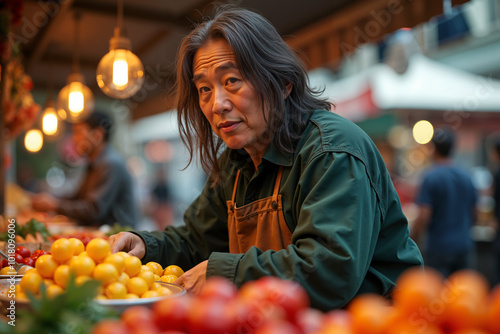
xmin=393 ymin=267 xmax=444 ymax=319
xmin=51 ymin=238 xmax=75 ymax=263
xmin=46 ymin=284 xmax=64 ymax=298
xmin=75 ymin=276 xmax=91 ymax=286
xmin=117 ymin=272 xmax=130 ymax=284
xmin=105 ymin=282 xmax=127 ymax=299
xmin=86 ymin=238 xmax=111 ymax=263
xmin=160 ymin=275 xmax=178 ymax=283
xmin=124 ymin=293 xmax=139 ymax=299
xmin=146 ymin=262 xmax=163 ymax=276
xmin=155 ymin=286 xmax=173 ymax=297
xmin=137 ymin=270 xmax=155 ymax=288
xmin=115 ymin=251 xmax=131 ymax=259
xmin=124 ymin=256 xmax=142 ymax=277
xmin=163 ymin=265 xmax=184 ymax=277
xmin=35 ymin=255 xmax=58 ymax=279
xmin=20 ymin=270 xmax=43 ymax=294
xmin=441 ymin=270 xmax=490 ymax=331
xmin=141 ymin=290 xmax=159 ymax=299
xmin=70 ymin=255 xmax=96 ymax=277
xmin=141 ymin=265 xmax=153 ymax=273
xmin=93 ymin=263 xmax=119 ymax=286
xmin=485 ymin=285 xmax=500 ymax=333
xmin=0 ymin=267 xmax=15 ymax=275
xmin=54 ymin=265 xmax=71 ymax=289
xmin=348 ymin=293 xmax=392 ymax=334
xmin=126 ymin=277 xmax=148 ymax=296
xmin=69 ymin=238 xmax=85 ymax=255
xmin=104 ymin=254 xmax=125 ymax=274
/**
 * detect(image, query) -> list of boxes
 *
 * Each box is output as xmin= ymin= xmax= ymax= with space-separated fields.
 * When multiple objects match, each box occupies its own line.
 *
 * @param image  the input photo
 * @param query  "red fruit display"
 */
xmin=152 ymin=293 xmax=193 ymax=332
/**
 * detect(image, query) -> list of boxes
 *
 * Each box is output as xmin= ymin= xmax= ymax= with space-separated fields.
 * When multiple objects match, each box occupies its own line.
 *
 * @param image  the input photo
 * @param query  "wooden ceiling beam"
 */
xmin=24 ymin=0 xmax=74 ymax=73
xmin=71 ymin=1 xmax=191 ymax=29
xmin=286 ymin=0 xmax=471 ymax=70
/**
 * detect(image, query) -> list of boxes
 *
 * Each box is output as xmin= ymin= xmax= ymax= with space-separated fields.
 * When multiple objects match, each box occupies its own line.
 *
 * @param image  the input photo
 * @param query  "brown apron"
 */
xmin=227 ymin=166 xmax=293 ymax=253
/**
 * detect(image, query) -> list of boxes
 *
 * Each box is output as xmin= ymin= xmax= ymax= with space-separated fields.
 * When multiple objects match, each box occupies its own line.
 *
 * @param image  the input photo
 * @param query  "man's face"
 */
xmin=72 ymin=123 xmax=99 ymax=157
xmin=192 ymin=39 xmax=271 ymax=158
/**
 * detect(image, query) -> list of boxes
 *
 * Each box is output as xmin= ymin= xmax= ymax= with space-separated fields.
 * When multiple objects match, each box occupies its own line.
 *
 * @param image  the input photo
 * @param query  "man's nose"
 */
xmin=212 ymin=88 xmax=231 ymax=114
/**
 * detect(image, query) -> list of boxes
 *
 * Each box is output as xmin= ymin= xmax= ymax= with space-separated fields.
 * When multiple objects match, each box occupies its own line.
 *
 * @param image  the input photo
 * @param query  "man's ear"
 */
xmin=284 ymin=82 xmax=293 ymax=99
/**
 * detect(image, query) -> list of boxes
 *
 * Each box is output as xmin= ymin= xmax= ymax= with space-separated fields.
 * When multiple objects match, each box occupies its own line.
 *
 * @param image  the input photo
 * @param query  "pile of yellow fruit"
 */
xmin=15 ymin=238 xmax=184 ymax=300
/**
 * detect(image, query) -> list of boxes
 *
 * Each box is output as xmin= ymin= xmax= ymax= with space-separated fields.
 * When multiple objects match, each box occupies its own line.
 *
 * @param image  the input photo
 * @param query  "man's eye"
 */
xmin=198 ymin=87 xmax=210 ymax=94
xmin=226 ymin=78 xmax=238 ymax=85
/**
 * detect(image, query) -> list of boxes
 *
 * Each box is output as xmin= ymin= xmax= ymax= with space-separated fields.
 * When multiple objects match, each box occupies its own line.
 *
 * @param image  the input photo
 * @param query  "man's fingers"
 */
xmin=109 ymin=232 xmax=129 ymax=253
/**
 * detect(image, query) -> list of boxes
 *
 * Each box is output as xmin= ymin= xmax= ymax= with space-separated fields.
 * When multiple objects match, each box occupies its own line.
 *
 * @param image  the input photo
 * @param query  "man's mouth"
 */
xmin=218 ymin=121 xmax=241 ymax=132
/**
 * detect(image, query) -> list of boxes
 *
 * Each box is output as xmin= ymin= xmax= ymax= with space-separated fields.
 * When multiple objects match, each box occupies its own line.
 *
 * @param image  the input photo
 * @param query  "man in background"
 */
xmin=32 ymin=111 xmax=139 ymax=228
xmin=411 ymin=126 xmax=477 ymax=277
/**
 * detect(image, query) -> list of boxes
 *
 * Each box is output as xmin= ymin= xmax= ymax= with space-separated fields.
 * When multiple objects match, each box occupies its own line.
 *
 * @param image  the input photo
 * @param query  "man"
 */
xmin=412 ymin=127 xmax=477 ymax=277
xmin=110 ymin=7 xmax=422 ymax=311
xmin=32 ymin=111 xmax=139 ymax=228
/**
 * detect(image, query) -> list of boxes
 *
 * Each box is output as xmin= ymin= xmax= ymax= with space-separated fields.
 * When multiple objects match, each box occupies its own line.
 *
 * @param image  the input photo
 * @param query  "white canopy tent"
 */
xmin=308 ymin=54 xmax=500 ymax=122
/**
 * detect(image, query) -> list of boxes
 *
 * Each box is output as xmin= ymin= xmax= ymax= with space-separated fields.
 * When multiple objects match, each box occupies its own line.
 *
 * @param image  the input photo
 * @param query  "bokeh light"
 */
xmin=412 ymin=120 xmax=434 ymax=144
xmin=24 ymin=129 xmax=44 ymax=153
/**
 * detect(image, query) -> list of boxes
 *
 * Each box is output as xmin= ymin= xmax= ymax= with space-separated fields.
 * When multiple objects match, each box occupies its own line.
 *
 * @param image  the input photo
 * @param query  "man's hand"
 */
xmin=31 ymin=192 xmax=58 ymax=212
xmin=174 ymin=260 xmax=208 ymax=295
xmin=108 ymin=232 xmax=146 ymax=259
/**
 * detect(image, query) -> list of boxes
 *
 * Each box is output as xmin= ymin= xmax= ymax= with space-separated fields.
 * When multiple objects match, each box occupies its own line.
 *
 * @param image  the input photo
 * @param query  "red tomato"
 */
xmin=295 ymin=308 xmax=324 ymax=333
xmin=152 ymin=294 xmax=193 ymax=332
xmin=121 ymin=306 xmax=155 ymax=331
xmin=242 ymin=276 xmax=309 ymax=323
xmin=23 ymin=257 xmax=35 ymax=267
xmin=188 ymin=299 xmax=237 ymax=334
xmin=13 ymin=253 xmax=24 ymax=264
xmin=91 ymin=320 xmax=130 ymax=334
xmin=198 ymin=276 xmax=237 ymax=302
xmin=235 ymin=294 xmax=287 ymax=332
xmin=15 ymin=246 xmax=31 ymax=258
xmin=32 ymin=250 xmax=43 ymax=258
xmin=2 ymin=259 xmax=8 ymax=268
xmin=253 ymin=320 xmax=302 ymax=334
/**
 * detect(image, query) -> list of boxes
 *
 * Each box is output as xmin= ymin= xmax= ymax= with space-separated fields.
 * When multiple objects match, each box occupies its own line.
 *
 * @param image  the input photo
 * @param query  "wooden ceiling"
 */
xmin=11 ymin=0 xmax=469 ymax=120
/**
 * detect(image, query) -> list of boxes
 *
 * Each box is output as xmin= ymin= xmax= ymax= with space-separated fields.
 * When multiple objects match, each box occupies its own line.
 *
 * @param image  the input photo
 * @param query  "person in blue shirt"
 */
xmin=411 ymin=126 xmax=478 ymax=277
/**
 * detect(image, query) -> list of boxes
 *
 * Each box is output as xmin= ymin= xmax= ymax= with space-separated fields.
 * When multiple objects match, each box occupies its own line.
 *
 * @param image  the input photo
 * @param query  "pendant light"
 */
xmin=96 ymin=0 xmax=144 ymax=99
xmin=57 ymin=12 xmax=94 ymax=123
xmin=42 ymin=52 xmax=63 ymax=138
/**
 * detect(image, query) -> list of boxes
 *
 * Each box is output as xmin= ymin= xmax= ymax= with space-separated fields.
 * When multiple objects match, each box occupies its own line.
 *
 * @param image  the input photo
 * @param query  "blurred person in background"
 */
xmin=149 ymin=167 xmax=174 ymax=230
xmin=411 ymin=127 xmax=478 ymax=277
xmin=31 ymin=111 xmax=139 ymax=228
xmin=490 ymin=136 xmax=500 ymax=284
xmin=109 ymin=7 xmax=422 ymax=311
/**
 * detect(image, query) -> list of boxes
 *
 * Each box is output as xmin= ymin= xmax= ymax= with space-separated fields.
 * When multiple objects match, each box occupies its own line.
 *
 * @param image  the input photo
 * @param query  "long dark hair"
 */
xmin=176 ymin=7 xmax=331 ymax=184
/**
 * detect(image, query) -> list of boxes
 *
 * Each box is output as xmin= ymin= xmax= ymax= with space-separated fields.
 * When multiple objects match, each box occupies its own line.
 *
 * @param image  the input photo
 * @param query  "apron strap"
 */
xmin=231 ymin=170 xmax=241 ymax=206
xmin=231 ymin=167 xmax=283 ymax=210
xmin=272 ymin=166 xmax=284 ymax=204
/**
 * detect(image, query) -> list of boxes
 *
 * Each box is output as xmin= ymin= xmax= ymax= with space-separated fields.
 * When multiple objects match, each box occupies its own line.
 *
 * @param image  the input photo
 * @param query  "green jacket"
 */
xmin=135 ymin=109 xmax=423 ymax=311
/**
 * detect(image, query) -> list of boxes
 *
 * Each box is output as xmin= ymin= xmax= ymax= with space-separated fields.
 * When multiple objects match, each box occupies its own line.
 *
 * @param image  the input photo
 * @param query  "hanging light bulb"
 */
xmin=42 ymin=51 xmax=65 ymax=140
xmin=25 ymin=129 xmax=44 ymax=153
xmin=42 ymin=102 xmax=58 ymax=136
xmin=57 ymin=12 xmax=94 ymax=123
xmin=96 ymin=0 xmax=144 ymax=99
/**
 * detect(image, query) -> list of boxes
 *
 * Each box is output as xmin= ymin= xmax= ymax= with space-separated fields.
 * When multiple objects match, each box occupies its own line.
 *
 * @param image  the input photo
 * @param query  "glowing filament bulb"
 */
xmin=113 ymin=51 xmax=129 ymax=88
xmin=42 ymin=108 xmax=58 ymax=135
xmin=68 ymin=83 xmax=84 ymax=114
xmin=25 ymin=129 xmax=43 ymax=153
